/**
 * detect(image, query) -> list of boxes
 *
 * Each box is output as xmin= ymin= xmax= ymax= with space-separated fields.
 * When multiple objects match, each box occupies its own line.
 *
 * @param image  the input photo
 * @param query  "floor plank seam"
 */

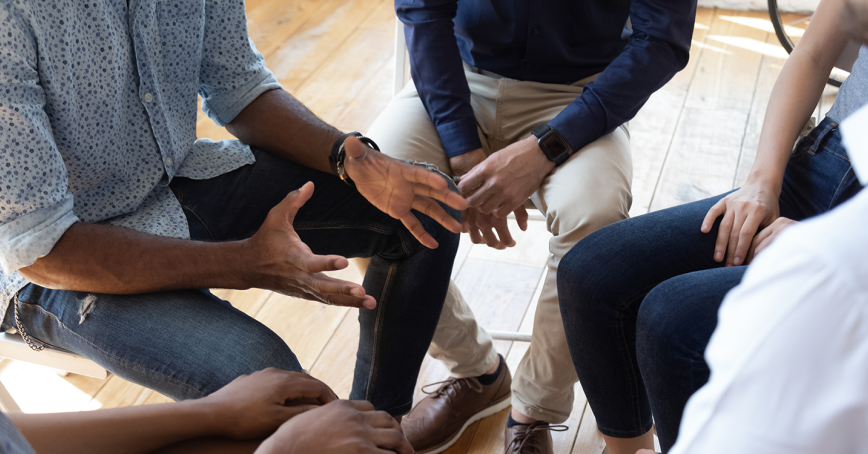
xmin=645 ymin=8 xmax=717 ymax=213
xmin=732 ymin=33 xmax=769 ymax=190
xmin=290 ymin=1 xmax=386 ymax=96
xmin=307 ymin=310 xmax=353 ymax=373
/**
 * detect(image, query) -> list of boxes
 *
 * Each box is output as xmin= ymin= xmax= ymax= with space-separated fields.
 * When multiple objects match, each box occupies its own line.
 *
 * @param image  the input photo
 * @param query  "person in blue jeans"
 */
xmin=0 ymin=0 xmax=466 ymax=417
xmin=557 ymin=1 xmax=864 ymax=452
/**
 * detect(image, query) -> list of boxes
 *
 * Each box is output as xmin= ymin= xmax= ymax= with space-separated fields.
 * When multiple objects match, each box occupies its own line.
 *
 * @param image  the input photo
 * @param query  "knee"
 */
xmin=557 ymin=224 xmax=631 ymax=322
xmin=548 ymin=187 xmax=631 ymax=246
xmin=190 ymin=323 xmax=303 ymax=397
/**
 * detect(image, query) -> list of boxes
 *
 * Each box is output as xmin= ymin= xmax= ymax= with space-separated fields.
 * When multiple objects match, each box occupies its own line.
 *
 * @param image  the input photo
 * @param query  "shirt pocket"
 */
xmin=154 ymin=0 xmax=204 ymax=95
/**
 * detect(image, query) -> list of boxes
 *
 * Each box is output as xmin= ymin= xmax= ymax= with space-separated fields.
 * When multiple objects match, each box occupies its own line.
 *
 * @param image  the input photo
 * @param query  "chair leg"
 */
xmin=0 ymin=379 xmax=22 ymax=413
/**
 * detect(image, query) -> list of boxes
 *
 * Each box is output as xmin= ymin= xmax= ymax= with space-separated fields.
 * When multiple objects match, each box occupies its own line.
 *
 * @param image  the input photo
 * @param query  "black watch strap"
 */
xmin=531 ymin=124 xmax=572 ymax=166
xmin=328 ymin=132 xmax=380 ymax=188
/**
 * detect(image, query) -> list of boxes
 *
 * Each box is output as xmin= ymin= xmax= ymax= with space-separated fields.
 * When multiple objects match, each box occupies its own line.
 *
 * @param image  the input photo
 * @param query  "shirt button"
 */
xmin=533 ymin=26 xmax=540 ymax=34
xmin=143 ymin=93 xmax=154 ymax=103
xmin=165 ymin=157 xmax=173 ymax=167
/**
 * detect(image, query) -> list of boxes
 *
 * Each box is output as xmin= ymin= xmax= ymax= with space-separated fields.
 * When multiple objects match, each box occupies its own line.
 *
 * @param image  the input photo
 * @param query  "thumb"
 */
xmin=279 ymin=182 xmax=315 ymax=224
xmin=514 ymin=206 xmax=529 ymax=231
xmin=344 ymin=136 xmax=368 ymax=160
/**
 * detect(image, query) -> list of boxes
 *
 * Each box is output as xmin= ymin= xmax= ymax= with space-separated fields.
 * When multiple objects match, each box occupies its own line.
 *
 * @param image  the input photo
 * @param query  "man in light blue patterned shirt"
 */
xmin=0 ymin=0 xmax=466 ymax=416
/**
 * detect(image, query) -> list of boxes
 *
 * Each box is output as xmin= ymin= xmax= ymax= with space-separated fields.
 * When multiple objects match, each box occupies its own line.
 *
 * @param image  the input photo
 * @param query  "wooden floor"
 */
xmin=0 ymin=3 xmax=839 ymax=453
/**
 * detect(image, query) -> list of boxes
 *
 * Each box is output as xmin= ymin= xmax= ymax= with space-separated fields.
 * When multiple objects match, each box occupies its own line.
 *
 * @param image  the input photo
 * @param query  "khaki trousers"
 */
xmin=365 ymin=65 xmax=632 ymax=423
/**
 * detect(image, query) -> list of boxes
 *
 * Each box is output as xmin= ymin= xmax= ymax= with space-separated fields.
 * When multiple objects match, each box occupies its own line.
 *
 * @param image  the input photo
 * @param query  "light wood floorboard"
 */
xmin=2 ymin=5 xmax=839 ymax=454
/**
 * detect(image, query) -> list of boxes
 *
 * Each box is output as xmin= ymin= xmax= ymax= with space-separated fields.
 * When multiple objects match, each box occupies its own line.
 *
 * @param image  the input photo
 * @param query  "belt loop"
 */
xmin=810 ymin=120 xmax=835 ymax=153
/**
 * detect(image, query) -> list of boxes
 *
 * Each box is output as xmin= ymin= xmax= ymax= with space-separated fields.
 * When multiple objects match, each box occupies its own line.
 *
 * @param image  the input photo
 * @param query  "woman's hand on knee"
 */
xmin=199 ymin=368 xmax=338 ymax=440
xmin=701 ymin=183 xmax=781 ymax=267
xmin=254 ymin=400 xmax=413 ymax=454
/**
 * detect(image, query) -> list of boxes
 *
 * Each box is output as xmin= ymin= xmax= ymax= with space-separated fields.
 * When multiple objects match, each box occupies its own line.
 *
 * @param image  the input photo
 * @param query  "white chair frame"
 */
xmin=0 ymin=332 xmax=107 ymax=412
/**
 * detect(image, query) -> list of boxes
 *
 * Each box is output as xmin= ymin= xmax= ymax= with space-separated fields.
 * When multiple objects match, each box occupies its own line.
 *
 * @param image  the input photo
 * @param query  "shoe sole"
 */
xmin=416 ymin=392 xmax=513 ymax=454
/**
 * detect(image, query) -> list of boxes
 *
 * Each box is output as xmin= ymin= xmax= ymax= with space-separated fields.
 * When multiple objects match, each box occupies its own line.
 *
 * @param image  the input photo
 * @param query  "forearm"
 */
xmin=747 ymin=0 xmax=849 ymax=191
xmin=19 ymin=222 xmax=250 ymax=294
xmin=10 ymin=400 xmax=224 ymax=454
xmin=747 ymin=52 xmax=837 ymax=191
xmin=225 ymin=89 xmax=342 ymax=174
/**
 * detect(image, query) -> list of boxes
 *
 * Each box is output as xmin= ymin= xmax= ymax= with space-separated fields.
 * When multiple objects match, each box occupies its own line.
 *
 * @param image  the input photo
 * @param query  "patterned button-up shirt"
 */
xmin=0 ymin=0 xmax=280 ymax=320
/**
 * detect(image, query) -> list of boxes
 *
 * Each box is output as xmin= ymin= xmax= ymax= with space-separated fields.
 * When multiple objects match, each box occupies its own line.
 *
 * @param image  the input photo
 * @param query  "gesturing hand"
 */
xmin=458 ymin=136 xmax=554 ymax=218
xmin=200 ymin=368 xmax=338 ymax=440
xmin=245 ymin=182 xmax=376 ymax=309
xmin=343 ymin=137 xmax=468 ymax=249
xmin=255 ymin=400 xmax=414 ymax=454
xmin=701 ymin=182 xmax=781 ymax=266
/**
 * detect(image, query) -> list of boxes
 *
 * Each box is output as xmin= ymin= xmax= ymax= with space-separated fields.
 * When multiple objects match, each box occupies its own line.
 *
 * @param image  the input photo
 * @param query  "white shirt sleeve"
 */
xmin=669 ymin=192 xmax=868 ymax=454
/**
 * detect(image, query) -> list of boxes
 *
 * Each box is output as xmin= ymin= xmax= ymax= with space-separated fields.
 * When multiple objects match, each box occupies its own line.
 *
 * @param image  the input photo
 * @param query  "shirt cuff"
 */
xmin=548 ymin=96 xmax=607 ymax=153
xmin=436 ymin=118 xmax=483 ymax=158
xmin=202 ymin=71 xmax=283 ymax=127
xmin=0 ymin=197 xmax=79 ymax=274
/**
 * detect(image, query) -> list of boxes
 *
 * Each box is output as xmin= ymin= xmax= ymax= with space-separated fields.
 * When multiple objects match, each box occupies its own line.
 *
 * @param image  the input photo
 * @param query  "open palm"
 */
xmin=343 ymin=137 xmax=467 ymax=248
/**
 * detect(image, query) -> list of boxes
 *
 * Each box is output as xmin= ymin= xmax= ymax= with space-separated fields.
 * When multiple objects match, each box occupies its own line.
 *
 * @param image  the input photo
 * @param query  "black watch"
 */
xmin=328 ymin=132 xmax=380 ymax=188
xmin=531 ymin=124 xmax=572 ymax=166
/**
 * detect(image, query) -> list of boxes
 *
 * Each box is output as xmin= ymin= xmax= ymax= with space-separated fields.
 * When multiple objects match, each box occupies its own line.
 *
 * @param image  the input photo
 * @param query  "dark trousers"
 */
xmin=7 ymin=149 xmax=460 ymax=416
xmin=557 ymin=117 xmax=861 ymax=451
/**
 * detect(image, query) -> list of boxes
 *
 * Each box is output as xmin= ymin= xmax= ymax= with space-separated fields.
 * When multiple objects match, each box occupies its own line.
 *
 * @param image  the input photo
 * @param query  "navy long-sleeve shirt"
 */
xmin=396 ymin=0 xmax=697 ymax=157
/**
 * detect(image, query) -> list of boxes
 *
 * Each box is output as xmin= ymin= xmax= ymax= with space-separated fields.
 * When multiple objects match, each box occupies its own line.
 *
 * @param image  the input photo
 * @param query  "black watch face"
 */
xmin=540 ymin=133 xmax=569 ymax=161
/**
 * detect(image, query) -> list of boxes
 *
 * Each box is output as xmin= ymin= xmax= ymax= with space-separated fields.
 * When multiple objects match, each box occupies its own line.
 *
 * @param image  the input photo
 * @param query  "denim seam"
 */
xmin=613 ymin=312 xmax=643 ymax=434
xmin=364 ymin=261 xmax=398 ymax=403
xmin=829 ymin=167 xmax=857 ymax=211
xmin=820 ymin=145 xmax=851 ymax=162
xmin=597 ymin=422 xmax=655 ymax=437
xmin=380 ymin=401 xmax=412 ymax=417
xmin=176 ymin=192 xmax=218 ymax=241
xmin=613 ymin=282 xmax=661 ymax=435
xmin=20 ymin=302 xmax=205 ymax=398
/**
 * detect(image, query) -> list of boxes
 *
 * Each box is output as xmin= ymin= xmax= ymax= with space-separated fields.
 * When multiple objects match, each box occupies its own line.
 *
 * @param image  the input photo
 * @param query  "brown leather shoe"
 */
xmin=504 ymin=422 xmax=567 ymax=454
xmin=402 ymin=357 xmax=512 ymax=453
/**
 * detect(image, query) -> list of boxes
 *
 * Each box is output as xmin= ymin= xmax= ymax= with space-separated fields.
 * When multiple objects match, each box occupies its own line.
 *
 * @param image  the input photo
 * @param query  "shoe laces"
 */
xmin=422 ymin=377 xmax=483 ymax=400
xmin=506 ymin=422 xmax=568 ymax=454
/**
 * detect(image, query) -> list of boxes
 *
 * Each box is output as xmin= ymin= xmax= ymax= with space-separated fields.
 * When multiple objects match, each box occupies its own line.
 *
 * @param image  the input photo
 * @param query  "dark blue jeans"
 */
xmin=4 ymin=148 xmax=460 ymax=416
xmin=558 ymin=117 xmax=861 ymax=451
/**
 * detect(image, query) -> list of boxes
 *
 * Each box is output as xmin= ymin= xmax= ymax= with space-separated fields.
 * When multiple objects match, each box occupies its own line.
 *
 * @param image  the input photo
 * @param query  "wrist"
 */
xmin=743 ymin=171 xmax=783 ymax=197
xmin=177 ymin=399 xmax=226 ymax=438
xmin=449 ymin=148 xmax=486 ymax=176
xmin=523 ymin=136 xmax=556 ymax=174
xmin=222 ymin=239 xmax=257 ymax=290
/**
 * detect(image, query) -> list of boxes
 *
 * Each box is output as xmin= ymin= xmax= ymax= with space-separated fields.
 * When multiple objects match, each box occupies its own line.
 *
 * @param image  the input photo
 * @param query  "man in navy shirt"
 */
xmin=365 ymin=1 xmax=696 ymax=453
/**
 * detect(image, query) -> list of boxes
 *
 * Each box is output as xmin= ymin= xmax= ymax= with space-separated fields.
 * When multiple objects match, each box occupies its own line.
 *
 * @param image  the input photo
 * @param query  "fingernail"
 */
xmin=702 ymin=224 xmax=708 ymax=231
xmin=715 ymin=252 xmax=723 ymax=261
xmin=351 ymin=287 xmax=365 ymax=297
xmin=364 ymin=298 xmax=376 ymax=309
xmin=734 ymin=257 xmax=742 ymax=265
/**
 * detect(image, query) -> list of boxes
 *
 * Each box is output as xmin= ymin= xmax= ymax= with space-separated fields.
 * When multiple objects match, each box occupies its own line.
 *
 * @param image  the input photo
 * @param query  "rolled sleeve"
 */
xmin=0 ymin=197 xmax=78 ymax=273
xmin=198 ymin=0 xmax=282 ymax=126
xmin=0 ymin=2 xmax=78 ymax=274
